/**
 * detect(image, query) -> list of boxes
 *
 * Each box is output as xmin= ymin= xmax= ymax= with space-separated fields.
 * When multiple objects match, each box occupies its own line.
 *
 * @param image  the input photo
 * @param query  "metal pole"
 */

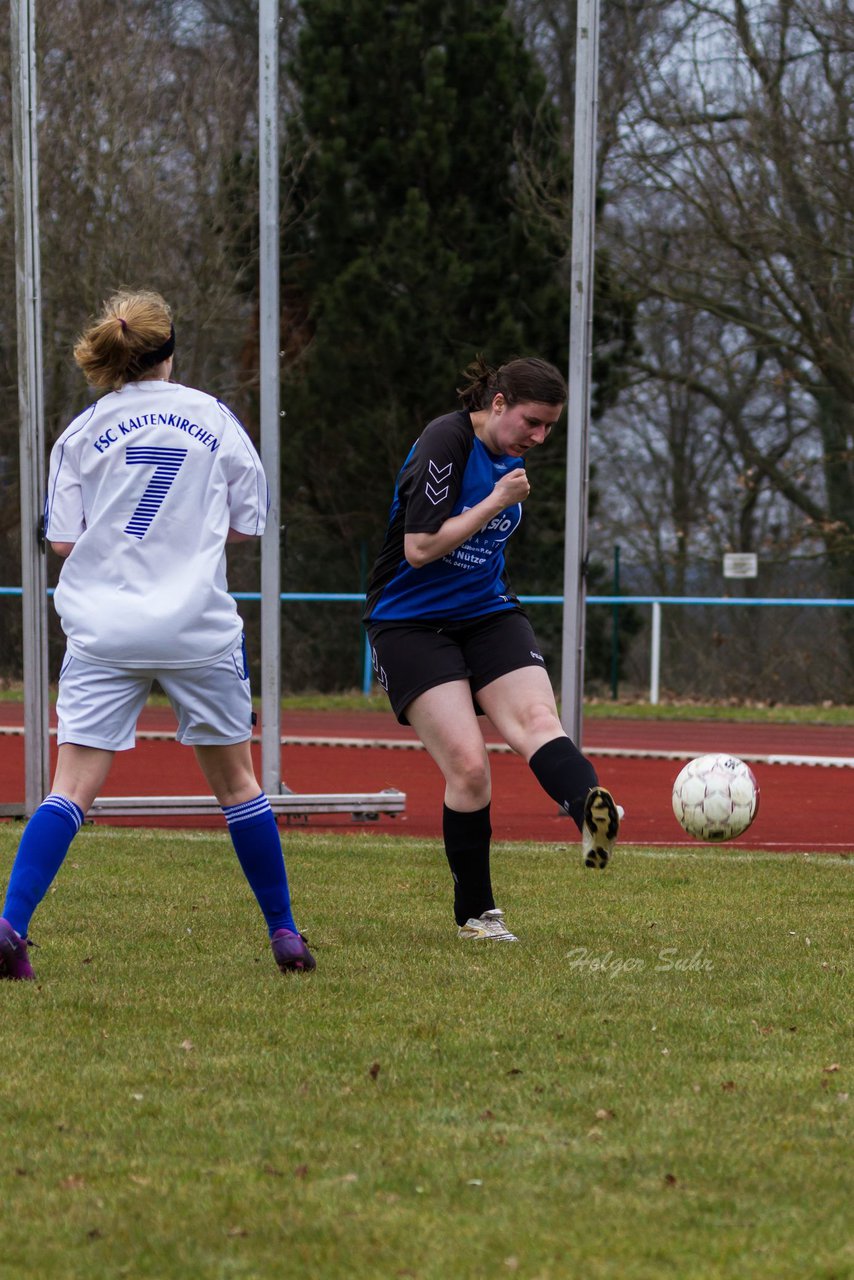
xmin=359 ymin=538 xmax=368 ymax=694
xmin=560 ymin=0 xmax=601 ymax=747
xmin=258 ymin=0 xmax=282 ymax=795
xmin=11 ymin=0 xmax=50 ymax=814
xmin=650 ymin=601 xmax=661 ymax=705
xmin=610 ymin=543 xmax=620 ymax=700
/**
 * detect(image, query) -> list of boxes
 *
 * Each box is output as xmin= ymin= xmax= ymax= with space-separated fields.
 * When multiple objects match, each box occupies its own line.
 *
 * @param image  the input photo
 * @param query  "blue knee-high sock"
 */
xmin=222 ymin=793 xmax=297 ymax=937
xmin=2 ymin=794 xmax=85 ymax=937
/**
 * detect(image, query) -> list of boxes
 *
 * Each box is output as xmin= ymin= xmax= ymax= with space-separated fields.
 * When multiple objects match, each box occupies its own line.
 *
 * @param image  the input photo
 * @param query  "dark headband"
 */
xmin=135 ymin=323 xmax=176 ymax=371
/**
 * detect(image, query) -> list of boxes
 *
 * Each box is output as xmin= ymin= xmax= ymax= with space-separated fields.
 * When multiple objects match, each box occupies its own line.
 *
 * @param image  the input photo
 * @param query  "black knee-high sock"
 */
xmin=442 ymin=803 xmax=494 ymax=926
xmin=529 ymin=736 xmax=598 ymax=831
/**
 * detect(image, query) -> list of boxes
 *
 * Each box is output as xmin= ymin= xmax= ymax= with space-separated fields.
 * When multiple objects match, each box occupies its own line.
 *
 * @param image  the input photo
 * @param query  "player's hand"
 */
xmin=493 ymin=468 xmax=531 ymax=505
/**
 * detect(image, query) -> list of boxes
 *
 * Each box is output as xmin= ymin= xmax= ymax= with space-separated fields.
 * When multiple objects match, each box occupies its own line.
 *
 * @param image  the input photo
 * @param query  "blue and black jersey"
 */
xmin=364 ymin=410 xmax=525 ymax=622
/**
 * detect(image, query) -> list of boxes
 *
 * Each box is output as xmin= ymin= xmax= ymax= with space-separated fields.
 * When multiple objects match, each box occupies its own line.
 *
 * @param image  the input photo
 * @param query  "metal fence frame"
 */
xmin=3 ymin=589 xmax=852 ymax=709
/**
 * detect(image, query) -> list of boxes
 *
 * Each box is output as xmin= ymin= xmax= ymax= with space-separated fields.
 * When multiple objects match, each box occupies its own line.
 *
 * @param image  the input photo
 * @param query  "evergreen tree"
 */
xmin=281 ymin=0 xmax=634 ymax=688
xmin=286 ymin=1 xmax=568 ymax=574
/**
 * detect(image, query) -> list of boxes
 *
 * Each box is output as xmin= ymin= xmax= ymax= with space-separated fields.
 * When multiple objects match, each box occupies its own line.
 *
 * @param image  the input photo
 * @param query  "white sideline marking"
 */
xmin=621 ymin=845 xmax=854 ymax=862
xmin=1 ymin=726 xmax=851 ymax=768
xmin=279 ymin=736 xmax=853 ymax=769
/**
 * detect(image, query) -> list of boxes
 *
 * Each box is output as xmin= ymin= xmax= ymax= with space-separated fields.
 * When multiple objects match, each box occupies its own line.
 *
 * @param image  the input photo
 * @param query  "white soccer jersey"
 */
xmin=45 ymin=380 xmax=268 ymax=669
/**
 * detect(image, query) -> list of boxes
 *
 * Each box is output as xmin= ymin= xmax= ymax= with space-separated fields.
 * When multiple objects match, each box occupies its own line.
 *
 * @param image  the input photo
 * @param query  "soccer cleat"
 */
xmin=458 ymin=908 xmax=518 ymax=942
xmin=271 ymin=928 xmax=316 ymax=973
xmin=582 ymin=787 xmax=623 ymax=869
xmin=0 ymin=918 xmax=36 ymax=980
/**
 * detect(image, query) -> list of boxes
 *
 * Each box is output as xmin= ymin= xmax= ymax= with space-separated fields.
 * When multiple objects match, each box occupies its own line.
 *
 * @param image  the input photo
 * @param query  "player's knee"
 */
xmin=448 ymin=753 xmax=491 ymax=806
xmin=215 ymin=778 xmax=261 ymax=808
xmin=517 ymin=701 xmax=562 ymax=749
xmin=195 ymin=745 xmax=258 ymax=807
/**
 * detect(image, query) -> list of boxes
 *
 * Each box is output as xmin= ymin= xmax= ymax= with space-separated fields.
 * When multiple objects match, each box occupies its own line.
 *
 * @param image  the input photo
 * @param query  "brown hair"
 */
xmin=73 ymin=289 xmax=174 ymax=390
xmin=457 ymin=355 xmax=567 ymax=412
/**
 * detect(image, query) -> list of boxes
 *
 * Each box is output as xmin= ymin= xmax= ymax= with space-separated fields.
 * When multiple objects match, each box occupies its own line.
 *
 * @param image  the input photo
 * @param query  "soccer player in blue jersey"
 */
xmin=0 ymin=289 xmax=314 ymax=979
xmin=364 ymin=356 xmax=622 ymax=942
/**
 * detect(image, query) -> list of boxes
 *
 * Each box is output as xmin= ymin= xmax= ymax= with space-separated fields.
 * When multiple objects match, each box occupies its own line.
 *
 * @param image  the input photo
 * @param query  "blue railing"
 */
xmin=3 ymin=588 xmax=852 ymax=699
xmin=3 ymin=587 xmax=850 ymax=608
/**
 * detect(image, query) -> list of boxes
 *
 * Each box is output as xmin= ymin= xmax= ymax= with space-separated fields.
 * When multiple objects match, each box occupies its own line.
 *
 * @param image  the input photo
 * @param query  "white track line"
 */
xmin=280 ymin=736 xmax=854 ymax=769
xmin=1 ymin=726 xmax=851 ymax=768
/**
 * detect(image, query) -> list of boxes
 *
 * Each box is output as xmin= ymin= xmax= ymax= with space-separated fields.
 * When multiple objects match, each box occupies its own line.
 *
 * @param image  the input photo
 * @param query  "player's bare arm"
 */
xmin=50 ymin=542 xmax=75 ymax=558
xmin=404 ymin=469 xmax=530 ymax=568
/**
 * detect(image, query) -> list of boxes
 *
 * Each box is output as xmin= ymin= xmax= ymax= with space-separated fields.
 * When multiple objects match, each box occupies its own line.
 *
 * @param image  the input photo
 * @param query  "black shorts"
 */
xmin=365 ymin=609 xmax=548 ymax=724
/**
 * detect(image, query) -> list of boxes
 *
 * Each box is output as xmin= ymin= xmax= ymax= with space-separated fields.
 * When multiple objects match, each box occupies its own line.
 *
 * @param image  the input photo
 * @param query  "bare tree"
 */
xmin=592 ymin=296 xmax=824 ymax=582
xmin=512 ymin=0 xmax=852 ymax=694
xmin=0 ymin=0 xmax=296 ymax=678
xmin=509 ymin=0 xmax=676 ymax=167
xmin=604 ymin=0 xmax=854 ymax=609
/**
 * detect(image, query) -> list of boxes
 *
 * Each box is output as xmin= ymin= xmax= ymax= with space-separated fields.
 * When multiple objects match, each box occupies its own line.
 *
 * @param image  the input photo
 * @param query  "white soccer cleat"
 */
xmin=582 ymin=787 xmax=624 ymax=869
xmin=458 ymin=908 xmax=519 ymax=942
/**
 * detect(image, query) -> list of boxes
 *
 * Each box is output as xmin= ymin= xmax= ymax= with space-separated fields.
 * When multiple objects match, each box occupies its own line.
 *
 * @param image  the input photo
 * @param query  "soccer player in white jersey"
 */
xmin=0 ymin=289 xmax=314 ymax=979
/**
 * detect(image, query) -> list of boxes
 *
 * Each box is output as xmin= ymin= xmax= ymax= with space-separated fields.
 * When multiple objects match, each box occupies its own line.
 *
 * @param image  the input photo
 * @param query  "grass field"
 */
xmin=0 ymin=826 xmax=850 ymax=1279
xmin=1 ymin=683 xmax=852 ymax=726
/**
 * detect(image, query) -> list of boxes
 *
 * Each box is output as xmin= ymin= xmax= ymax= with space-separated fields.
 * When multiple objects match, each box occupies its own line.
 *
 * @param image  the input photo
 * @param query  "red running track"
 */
xmin=0 ymin=708 xmax=851 ymax=852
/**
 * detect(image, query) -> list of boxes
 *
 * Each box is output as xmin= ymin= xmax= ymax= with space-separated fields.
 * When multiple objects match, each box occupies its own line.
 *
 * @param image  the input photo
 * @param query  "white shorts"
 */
xmin=56 ymin=642 xmax=254 ymax=751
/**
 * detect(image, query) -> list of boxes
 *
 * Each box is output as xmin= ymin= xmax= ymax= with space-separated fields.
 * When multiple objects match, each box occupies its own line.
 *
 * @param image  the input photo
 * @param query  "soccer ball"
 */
xmin=671 ymin=753 xmax=759 ymax=841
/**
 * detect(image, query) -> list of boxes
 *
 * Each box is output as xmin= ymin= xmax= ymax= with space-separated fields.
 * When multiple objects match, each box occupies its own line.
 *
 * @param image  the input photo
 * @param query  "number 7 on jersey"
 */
xmin=123 ymin=446 xmax=188 ymax=540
